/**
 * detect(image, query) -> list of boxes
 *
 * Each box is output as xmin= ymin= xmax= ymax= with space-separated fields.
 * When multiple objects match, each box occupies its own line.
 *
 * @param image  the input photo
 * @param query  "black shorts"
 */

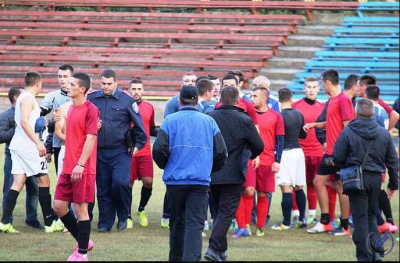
xmin=317 ymin=154 xmax=340 ymax=178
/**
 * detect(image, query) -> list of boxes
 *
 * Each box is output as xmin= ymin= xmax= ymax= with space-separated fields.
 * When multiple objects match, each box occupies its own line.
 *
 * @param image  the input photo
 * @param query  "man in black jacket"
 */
xmin=204 ymin=86 xmax=264 ymax=261
xmin=333 ymin=98 xmax=398 ymax=261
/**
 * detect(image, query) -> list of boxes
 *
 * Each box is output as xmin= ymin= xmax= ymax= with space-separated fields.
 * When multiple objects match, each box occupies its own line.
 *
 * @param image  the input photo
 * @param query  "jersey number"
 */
xmin=40 ymin=161 xmax=47 ymax=171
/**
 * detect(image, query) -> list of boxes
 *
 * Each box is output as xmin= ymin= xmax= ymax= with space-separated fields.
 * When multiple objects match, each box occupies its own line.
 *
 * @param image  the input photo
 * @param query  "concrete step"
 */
xmin=267 ymin=57 xmax=309 ymax=68
xmin=277 ymin=46 xmax=323 ymax=59
xmin=310 ymin=13 xmax=347 ymax=26
xmin=287 ymin=35 xmax=327 ymax=46
xmin=296 ymin=25 xmax=337 ymax=36
xmin=259 ymin=68 xmax=304 ymax=89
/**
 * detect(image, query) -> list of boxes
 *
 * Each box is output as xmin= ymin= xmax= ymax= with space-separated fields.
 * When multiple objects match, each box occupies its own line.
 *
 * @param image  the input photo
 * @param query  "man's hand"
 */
xmin=52 ymin=112 xmax=61 ymax=122
xmin=98 ymin=119 xmax=102 ymax=131
xmin=252 ymin=156 xmax=260 ymax=169
xmin=71 ymin=165 xmax=84 ymax=183
xmin=36 ymin=142 xmax=46 ymax=157
xmin=322 ymin=142 xmax=327 ymax=153
xmin=272 ymin=162 xmax=280 ymax=173
xmin=387 ymin=188 xmax=396 ymax=200
xmin=45 ymin=153 xmax=52 ymax=163
xmin=133 ymin=147 xmax=139 ymax=155
xmin=303 ymin=123 xmax=315 ymax=132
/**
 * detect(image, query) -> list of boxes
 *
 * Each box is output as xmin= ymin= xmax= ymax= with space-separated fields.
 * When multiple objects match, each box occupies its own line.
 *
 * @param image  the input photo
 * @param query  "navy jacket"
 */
xmin=207 ymin=105 xmax=264 ymax=185
xmin=88 ymin=88 xmax=147 ymax=151
xmin=0 ymin=107 xmax=15 ymax=154
xmin=153 ymin=106 xmax=227 ymax=186
xmin=333 ymin=117 xmax=398 ymax=191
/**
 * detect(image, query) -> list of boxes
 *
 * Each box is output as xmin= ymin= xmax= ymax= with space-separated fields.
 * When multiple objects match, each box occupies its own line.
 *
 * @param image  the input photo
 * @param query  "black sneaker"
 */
xmin=204 ymin=247 xmax=223 ymax=261
xmin=25 ymin=220 xmax=44 ymax=229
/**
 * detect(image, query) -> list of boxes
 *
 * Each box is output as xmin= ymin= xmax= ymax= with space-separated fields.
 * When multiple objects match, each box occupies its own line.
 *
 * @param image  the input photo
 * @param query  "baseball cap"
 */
xmin=180 ymin=85 xmax=198 ymax=101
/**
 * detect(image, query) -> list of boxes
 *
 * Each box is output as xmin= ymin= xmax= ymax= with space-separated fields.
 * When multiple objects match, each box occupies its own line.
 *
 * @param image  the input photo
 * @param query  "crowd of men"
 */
xmin=0 ymin=66 xmax=398 ymax=262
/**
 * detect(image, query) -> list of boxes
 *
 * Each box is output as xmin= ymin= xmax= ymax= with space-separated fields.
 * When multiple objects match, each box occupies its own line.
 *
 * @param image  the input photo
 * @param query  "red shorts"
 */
xmin=305 ymin=156 xmax=323 ymax=184
xmin=130 ymin=155 xmax=154 ymax=184
xmin=243 ymin=160 xmax=256 ymax=188
xmin=55 ymin=173 xmax=95 ymax=203
xmin=256 ymin=165 xmax=275 ymax=193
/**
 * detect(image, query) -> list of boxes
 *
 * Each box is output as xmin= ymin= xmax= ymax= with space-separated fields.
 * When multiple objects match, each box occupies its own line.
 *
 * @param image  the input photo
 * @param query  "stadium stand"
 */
xmin=287 ymin=2 xmax=399 ymax=103
xmin=3 ymin=0 xmax=360 ymax=20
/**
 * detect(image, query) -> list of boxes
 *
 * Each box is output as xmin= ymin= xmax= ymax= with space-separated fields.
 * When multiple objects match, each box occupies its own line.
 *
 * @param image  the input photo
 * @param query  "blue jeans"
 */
xmin=167 ymin=184 xmax=208 ymax=261
xmin=96 ymin=148 xmax=132 ymax=230
xmin=2 ymin=150 xmax=39 ymax=223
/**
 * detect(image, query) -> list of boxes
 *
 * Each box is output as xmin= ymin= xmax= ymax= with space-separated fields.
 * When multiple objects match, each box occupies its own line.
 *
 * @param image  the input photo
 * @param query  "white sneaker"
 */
xmin=307 ymin=222 xmax=333 ymax=234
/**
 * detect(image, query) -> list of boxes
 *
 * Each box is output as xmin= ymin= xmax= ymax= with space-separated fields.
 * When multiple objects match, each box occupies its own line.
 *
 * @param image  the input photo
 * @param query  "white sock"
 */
xmin=308 ymin=209 xmax=316 ymax=218
xmin=293 ymin=210 xmax=300 ymax=217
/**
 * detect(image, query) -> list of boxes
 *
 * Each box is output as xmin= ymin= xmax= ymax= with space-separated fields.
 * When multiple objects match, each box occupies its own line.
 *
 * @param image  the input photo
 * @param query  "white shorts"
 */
xmin=275 ymin=148 xmax=306 ymax=187
xmin=10 ymin=150 xmax=48 ymax=177
xmin=57 ymin=145 xmax=65 ymax=177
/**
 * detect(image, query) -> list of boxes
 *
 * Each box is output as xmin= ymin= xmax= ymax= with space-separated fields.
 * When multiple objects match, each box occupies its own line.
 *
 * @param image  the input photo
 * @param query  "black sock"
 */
xmin=128 ymin=187 xmax=133 ymax=218
xmin=282 ymin=193 xmax=292 ymax=226
xmin=38 ymin=187 xmax=53 ymax=227
xmin=379 ymin=189 xmax=394 ymax=224
xmin=88 ymin=202 xmax=94 ymax=223
xmin=340 ymin=218 xmax=349 ymax=230
xmin=1 ymin=190 xmax=19 ymax=224
xmin=78 ymin=220 xmax=91 ymax=255
xmin=60 ymin=210 xmax=79 ymax=241
xmin=295 ymin=189 xmax=306 ymax=222
xmin=321 ymin=213 xmax=330 ymax=225
xmin=138 ymin=186 xmax=152 ymax=212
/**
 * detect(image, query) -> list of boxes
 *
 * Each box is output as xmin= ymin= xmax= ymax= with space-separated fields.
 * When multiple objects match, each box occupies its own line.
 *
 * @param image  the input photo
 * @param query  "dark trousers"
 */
xmin=96 ymin=148 xmax=131 ymax=230
xmin=209 ymin=183 xmax=243 ymax=253
xmin=167 ymin=184 xmax=209 ymax=261
xmin=348 ymin=172 xmax=382 ymax=261
xmin=2 ymin=150 xmax=38 ymax=223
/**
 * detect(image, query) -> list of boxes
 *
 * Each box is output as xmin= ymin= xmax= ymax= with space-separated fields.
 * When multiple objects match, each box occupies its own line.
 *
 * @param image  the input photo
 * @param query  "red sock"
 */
xmin=327 ymin=185 xmax=337 ymax=221
xmin=307 ymin=181 xmax=317 ymax=210
xmin=235 ymin=197 xmax=246 ymax=229
xmin=243 ymin=194 xmax=254 ymax=226
xmin=292 ymin=190 xmax=298 ymax=211
xmin=256 ymin=195 xmax=268 ymax=228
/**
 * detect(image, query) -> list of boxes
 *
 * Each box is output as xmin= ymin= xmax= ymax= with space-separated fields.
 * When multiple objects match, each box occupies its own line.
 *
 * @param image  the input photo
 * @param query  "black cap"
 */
xmin=180 ymin=85 xmax=198 ymax=101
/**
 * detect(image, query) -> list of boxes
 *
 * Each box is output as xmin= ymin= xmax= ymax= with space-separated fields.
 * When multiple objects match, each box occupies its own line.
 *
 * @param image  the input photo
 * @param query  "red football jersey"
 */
xmin=326 ymin=92 xmax=355 ymax=155
xmin=63 ymin=100 xmax=99 ymax=175
xmin=257 ymin=109 xmax=285 ymax=166
xmin=292 ymin=99 xmax=324 ymax=157
xmin=378 ymin=97 xmax=393 ymax=115
xmin=134 ymin=100 xmax=156 ymax=156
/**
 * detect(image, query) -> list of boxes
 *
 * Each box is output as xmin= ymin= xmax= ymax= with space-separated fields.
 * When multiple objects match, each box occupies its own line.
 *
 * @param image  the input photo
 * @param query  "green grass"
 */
xmin=0 ymin=146 xmax=398 ymax=261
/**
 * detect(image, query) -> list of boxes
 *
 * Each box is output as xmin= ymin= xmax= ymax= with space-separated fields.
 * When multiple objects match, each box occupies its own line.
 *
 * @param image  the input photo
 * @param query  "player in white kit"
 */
xmin=0 ymin=71 xmax=63 ymax=234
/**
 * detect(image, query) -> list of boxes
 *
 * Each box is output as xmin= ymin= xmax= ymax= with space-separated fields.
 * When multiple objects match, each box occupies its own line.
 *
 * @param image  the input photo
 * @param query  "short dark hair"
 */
xmin=321 ymin=69 xmax=339 ymax=86
xmin=58 ymin=64 xmax=74 ymax=73
xmin=365 ymin=85 xmax=380 ymax=100
xmin=221 ymin=74 xmax=238 ymax=86
xmin=356 ymin=98 xmax=374 ymax=118
xmin=8 ymin=86 xmax=23 ymax=104
xmin=358 ymin=75 xmax=377 ymax=87
xmin=195 ymin=76 xmax=208 ymax=85
xmin=344 ymin=74 xmax=359 ymax=90
xmin=220 ymin=86 xmax=239 ymax=106
xmin=207 ymin=74 xmax=219 ymax=81
xmin=73 ymin=73 xmax=91 ymax=94
xmin=129 ymin=78 xmax=143 ymax=86
xmin=101 ymin=69 xmax=117 ymax=81
xmin=196 ymin=79 xmax=213 ymax=96
xmin=25 ymin=71 xmax=42 ymax=87
xmin=278 ymin=87 xmax=293 ymax=103
xmin=253 ymin=86 xmax=269 ymax=98
xmin=228 ymin=70 xmax=244 ymax=83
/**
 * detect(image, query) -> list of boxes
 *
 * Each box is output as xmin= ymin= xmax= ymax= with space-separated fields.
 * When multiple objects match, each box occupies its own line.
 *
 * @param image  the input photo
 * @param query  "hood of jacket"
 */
xmin=348 ymin=117 xmax=380 ymax=140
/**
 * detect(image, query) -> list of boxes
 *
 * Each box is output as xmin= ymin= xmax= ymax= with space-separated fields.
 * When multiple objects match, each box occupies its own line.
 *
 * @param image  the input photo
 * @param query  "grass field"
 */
xmin=0 ymin=146 xmax=398 ymax=261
